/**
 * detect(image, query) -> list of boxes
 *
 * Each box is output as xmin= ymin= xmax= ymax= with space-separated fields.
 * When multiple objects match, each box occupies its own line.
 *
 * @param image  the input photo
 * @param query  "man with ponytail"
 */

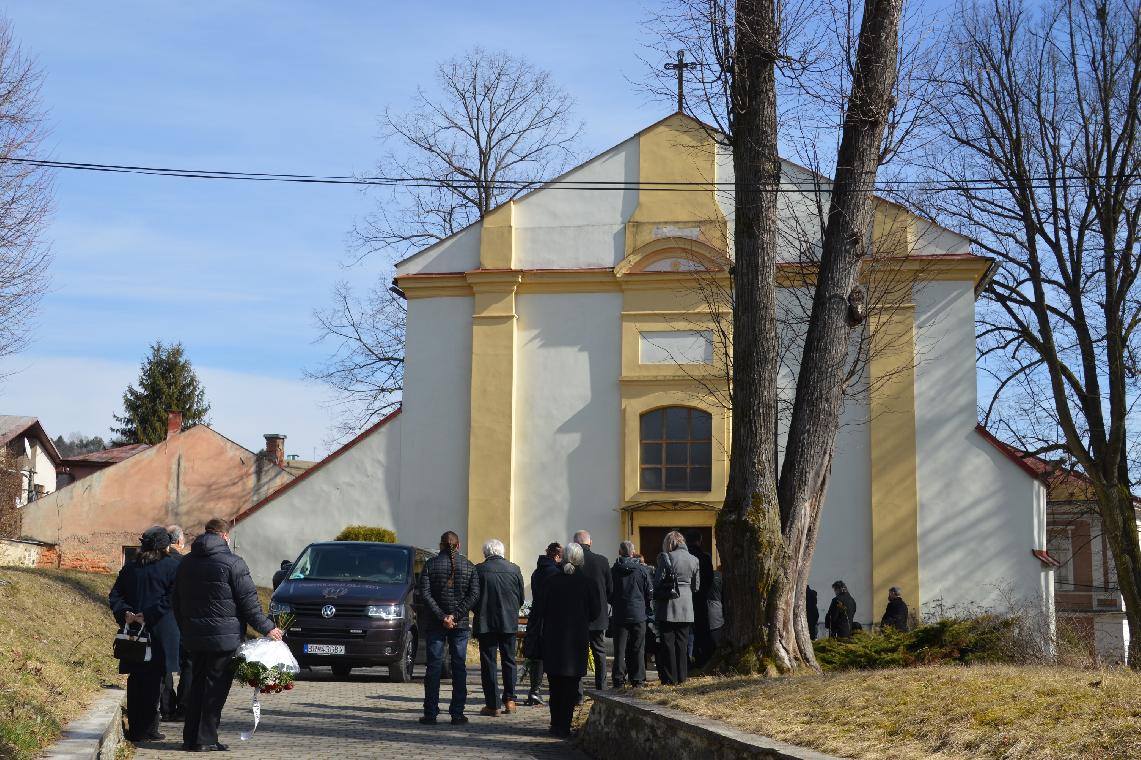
xmin=419 ymin=531 xmax=480 ymax=725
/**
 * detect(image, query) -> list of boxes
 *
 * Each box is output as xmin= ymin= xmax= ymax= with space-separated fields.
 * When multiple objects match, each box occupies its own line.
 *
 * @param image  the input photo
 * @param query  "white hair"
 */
xmin=563 ymin=542 xmax=585 ymax=574
xmin=482 ymin=538 xmax=505 ymax=559
xmin=167 ymin=525 xmax=184 ymax=546
xmin=572 ymin=530 xmax=591 ymax=546
xmin=619 ymin=540 xmax=634 ymax=557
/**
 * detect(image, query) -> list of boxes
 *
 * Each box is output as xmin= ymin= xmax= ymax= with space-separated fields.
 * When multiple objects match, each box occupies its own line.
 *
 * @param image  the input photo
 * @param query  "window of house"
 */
xmin=640 ymin=407 xmax=713 ymax=491
xmin=639 ymin=330 xmax=713 ymax=365
xmin=1048 ymin=529 xmax=1074 ymax=590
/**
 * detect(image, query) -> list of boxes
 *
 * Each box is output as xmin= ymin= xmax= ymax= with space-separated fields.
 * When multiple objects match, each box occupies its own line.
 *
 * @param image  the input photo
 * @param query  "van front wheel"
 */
xmin=389 ymin=637 xmax=414 ymax=683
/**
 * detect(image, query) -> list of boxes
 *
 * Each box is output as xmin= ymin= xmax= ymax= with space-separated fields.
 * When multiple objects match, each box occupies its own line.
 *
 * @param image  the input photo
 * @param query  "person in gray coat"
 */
xmin=653 ymin=530 xmax=700 ymax=685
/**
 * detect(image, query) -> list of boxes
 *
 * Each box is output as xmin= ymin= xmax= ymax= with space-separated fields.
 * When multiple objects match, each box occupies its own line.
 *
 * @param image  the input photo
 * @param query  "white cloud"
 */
xmin=0 ymin=355 xmax=339 ymax=460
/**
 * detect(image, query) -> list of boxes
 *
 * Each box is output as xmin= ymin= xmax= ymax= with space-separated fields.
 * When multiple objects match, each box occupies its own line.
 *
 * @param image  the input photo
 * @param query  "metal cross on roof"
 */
xmin=664 ymin=49 xmax=699 ymax=113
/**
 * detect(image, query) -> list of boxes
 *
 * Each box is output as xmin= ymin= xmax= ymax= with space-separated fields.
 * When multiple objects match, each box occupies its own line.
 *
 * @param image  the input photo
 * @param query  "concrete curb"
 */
xmin=581 ymin=689 xmax=848 ymax=760
xmin=41 ymin=687 xmax=125 ymax=760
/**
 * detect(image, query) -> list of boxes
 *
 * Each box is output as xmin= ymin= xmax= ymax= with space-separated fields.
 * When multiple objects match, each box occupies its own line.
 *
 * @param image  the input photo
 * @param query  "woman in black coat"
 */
xmin=109 ymin=526 xmax=181 ymax=743
xmin=524 ymin=542 xmax=601 ymax=738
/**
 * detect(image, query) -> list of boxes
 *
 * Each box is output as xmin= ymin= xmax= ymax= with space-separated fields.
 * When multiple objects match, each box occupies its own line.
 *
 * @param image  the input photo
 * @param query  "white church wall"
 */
xmin=514 ymin=139 xmax=639 ymax=270
xmin=398 ymin=296 xmax=474 ymax=549
xmin=807 ymin=394 xmax=875 ymax=626
xmin=913 ymin=279 xmax=1050 ymax=618
xmin=395 ymin=223 xmax=482 ymax=275
xmin=776 ymin=288 xmax=875 ymax=625
xmin=914 ymin=218 xmax=971 ymax=255
xmin=231 ymin=414 xmax=403 ymax=587
xmin=513 ymin=292 xmax=623 ymax=583
xmin=716 ymin=142 xmax=735 ymax=253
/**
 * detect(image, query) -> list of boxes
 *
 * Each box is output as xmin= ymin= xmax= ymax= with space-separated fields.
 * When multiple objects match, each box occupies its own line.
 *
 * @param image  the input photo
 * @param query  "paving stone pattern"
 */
xmin=132 ymin=668 xmax=591 ymax=759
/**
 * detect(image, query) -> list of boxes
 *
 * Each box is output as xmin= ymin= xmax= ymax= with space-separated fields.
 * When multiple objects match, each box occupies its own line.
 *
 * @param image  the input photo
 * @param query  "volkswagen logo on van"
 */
xmin=321 ymin=605 xmax=336 ymax=619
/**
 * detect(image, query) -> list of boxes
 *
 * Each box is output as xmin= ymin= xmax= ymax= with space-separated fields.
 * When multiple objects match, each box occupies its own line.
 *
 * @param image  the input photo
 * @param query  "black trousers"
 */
xmin=477 ymin=632 xmax=517 ymax=708
xmin=658 ymin=622 xmax=692 ymax=685
xmin=183 ymin=650 xmax=235 ymax=748
xmin=693 ymin=599 xmax=714 ymax=667
xmin=527 ymin=659 xmax=544 ymax=698
xmin=125 ymin=666 xmax=163 ymax=740
xmin=160 ymin=646 xmax=192 ymax=717
xmin=612 ymin=621 xmax=646 ymax=686
xmin=577 ymin=629 xmax=606 ymax=699
xmin=547 ymin=674 xmax=580 ymax=735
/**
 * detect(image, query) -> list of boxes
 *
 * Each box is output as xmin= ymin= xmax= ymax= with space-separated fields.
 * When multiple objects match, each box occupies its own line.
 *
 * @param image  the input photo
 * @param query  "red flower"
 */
xmin=285 ymin=683 xmax=295 ymax=690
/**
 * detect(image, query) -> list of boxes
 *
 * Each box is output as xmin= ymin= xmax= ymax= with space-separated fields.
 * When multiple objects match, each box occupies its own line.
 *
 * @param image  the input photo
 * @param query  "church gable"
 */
xmin=396 ymin=111 xmax=974 ymax=281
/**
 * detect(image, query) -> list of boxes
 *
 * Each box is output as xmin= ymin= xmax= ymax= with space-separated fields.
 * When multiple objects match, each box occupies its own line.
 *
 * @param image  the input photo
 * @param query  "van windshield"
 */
xmin=289 ymin=544 xmax=409 ymax=584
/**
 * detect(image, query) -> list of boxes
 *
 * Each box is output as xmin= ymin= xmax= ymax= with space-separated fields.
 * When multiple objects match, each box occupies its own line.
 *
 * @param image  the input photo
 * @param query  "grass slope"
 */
xmin=0 ymin=568 xmax=122 ymax=760
xmin=641 ymin=665 xmax=1141 ymax=759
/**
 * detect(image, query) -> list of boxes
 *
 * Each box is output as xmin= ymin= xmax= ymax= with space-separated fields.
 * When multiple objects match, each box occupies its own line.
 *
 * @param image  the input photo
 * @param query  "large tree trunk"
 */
xmin=1099 ymin=482 xmax=1141 ymax=666
xmin=775 ymin=0 xmax=904 ymax=670
xmin=718 ymin=0 xmax=903 ymax=674
xmin=715 ymin=0 xmax=784 ymax=673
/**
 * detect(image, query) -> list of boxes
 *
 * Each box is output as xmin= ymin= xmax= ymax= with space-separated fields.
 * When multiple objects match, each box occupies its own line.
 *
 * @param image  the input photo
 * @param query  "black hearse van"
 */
xmin=268 ymin=541 xmax=431 ymax=681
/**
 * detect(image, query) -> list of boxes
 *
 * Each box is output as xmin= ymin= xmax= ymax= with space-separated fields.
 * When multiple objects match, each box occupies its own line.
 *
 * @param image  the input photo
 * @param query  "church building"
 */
xmin=232 ymin=113 xmax=1054 ymax=627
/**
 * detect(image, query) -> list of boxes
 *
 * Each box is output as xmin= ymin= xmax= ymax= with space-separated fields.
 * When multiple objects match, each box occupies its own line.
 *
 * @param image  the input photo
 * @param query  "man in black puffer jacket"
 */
xmin=174 ymin=518 xmax=281 ymax=752
xmin=609 ymin=541 xmax=652 ymax=687
xmin=418 ymin=531 xmax=480 ymax=725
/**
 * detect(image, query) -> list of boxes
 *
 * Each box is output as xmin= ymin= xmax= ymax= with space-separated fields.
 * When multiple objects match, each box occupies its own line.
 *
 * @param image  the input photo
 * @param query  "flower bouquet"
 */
xmin=230 ymin=637 xmax=300 ymax=740
xmin=233 ymin=658 xmax=296 ymax=694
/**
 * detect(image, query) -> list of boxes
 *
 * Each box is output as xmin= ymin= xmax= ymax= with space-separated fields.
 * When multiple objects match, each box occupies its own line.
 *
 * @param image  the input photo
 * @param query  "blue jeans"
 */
xmin=423 ymin=627 xmax=470 ymax=719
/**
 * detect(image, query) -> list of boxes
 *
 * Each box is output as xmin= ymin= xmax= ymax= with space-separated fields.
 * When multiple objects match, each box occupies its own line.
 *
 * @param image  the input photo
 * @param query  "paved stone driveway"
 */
xmin=133 ymin=667 xmax=591 ymax=759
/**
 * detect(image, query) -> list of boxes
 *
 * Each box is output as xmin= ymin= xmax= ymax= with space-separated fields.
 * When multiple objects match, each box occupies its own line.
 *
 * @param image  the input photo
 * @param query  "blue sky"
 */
xmin=0 ymin=1 xmax=663 ymax=457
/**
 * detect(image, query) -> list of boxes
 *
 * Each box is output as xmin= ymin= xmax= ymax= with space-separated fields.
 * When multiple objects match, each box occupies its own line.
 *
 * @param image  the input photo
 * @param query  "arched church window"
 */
xmin=640 ymin=407 xmax=712 ymax=491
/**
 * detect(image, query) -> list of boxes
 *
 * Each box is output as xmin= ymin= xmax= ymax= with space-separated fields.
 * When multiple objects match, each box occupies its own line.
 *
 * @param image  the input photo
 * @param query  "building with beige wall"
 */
xmin=20 ymin=413 xmax=294 ymax=572
xmin=0 ymin=416 xmax=63 ymax=506
xmin=233 ymin=112 xmax=1054 ymax=625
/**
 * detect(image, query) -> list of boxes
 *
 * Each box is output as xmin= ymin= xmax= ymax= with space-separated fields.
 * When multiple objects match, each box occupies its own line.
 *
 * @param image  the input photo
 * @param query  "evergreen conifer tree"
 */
xmin=112 ymin=341 xmax=210 ymax=444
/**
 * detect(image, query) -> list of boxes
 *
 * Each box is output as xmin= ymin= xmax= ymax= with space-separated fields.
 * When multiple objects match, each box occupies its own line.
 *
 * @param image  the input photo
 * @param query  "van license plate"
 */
xmin=304 ymin=644 xmax=345 ymax=655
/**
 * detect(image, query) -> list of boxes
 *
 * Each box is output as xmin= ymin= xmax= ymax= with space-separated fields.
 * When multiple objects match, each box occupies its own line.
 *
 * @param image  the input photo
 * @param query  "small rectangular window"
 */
xmin=639 ymin=330 xmax=713 ymax=365
xmin=1048 ymin=529 xmax=1073 ymax=590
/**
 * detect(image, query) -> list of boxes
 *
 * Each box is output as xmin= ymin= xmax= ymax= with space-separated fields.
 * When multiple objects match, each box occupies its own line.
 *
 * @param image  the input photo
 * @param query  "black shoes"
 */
xmin=419 ymin=714 xmax=467 ymax=725
xmin=183 ymin=742 xmax=229 ymax=752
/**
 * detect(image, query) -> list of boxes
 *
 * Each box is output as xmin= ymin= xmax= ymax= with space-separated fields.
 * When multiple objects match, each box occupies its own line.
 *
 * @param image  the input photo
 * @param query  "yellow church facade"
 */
xmin=234 ymin=113 xmax=1054 ymax=626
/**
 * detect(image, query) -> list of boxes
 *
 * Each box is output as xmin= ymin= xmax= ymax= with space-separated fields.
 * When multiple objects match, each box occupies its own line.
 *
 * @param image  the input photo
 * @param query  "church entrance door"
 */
xmin=639 ymin=525 xmax=712 ymax=561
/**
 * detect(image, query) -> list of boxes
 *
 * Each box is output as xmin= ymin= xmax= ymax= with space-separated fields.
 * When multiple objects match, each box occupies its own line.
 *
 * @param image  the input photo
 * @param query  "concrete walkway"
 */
xmin=132 ymin=668 xmax=590 ymax=759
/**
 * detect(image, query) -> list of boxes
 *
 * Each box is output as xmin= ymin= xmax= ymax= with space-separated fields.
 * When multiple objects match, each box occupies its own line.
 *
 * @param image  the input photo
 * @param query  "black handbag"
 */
xmin=653 ymin=552 xmax=681 ymax=602
xmin=113 ymin=622 xmax=152 ymax=664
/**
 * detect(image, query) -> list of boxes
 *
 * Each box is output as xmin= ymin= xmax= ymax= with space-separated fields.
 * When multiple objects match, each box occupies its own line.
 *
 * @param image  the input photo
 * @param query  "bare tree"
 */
xmin=0 ymin=18 xmax=51 ymax=364
xmin=923 ymin=0 xmax=1141 ymax=667
xmin=306 ymin=281 xmax=404 ymax=438
xmin=311 ymin=48 xmax=581 ymax=436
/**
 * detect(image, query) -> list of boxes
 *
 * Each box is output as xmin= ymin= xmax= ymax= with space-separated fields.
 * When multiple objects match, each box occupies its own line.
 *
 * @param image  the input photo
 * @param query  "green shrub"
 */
xmin=814 ymin=615 xmax=1022 ymax=672
xmin=335 ymin=526 xmax=397 ymax=543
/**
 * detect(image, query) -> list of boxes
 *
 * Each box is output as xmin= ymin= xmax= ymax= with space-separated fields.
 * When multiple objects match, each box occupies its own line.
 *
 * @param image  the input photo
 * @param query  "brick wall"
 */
xmin=34 ymin=545 xmax=59 ymax=568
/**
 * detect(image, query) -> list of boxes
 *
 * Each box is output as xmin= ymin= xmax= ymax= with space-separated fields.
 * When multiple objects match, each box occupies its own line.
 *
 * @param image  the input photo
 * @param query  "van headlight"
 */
xmin=367 ymin=604 xmax=404 ymax=620
xmin=269 ymin=601 xmax=293 ymax=615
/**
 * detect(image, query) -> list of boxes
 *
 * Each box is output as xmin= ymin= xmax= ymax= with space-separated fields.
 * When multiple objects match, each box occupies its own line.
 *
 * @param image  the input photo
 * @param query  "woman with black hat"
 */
xmin=108 ymin=525 xmax=181 ymax=743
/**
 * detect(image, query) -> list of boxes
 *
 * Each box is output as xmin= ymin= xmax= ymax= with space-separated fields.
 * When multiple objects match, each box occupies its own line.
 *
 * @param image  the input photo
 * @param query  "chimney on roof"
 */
xmin=166 ymin=411 xmax=183 ymax=440
xmin=264 ymin=433 xmax=286 ymax=467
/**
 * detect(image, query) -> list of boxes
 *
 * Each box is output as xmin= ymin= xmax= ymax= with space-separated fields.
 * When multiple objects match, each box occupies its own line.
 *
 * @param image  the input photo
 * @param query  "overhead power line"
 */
xmin=2 ymin=156 xmax=1137 ymax=193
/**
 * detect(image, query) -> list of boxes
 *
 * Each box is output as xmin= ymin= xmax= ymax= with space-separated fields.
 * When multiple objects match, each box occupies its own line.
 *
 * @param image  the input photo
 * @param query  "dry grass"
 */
xmin=639 ymin=664 xmax=1141 ymax=759
xmin=0 ymin=568 xmax=123 ymax=760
